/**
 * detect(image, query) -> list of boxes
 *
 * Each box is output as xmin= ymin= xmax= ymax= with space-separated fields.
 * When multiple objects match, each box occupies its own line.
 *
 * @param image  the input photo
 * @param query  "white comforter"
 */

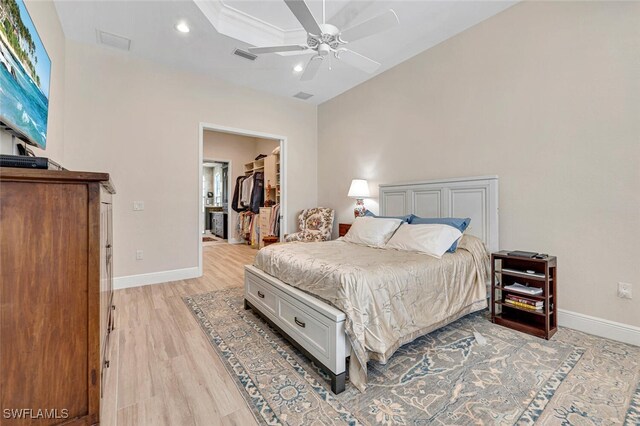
xmin=253 ymin=234 xmax=489 ymax=391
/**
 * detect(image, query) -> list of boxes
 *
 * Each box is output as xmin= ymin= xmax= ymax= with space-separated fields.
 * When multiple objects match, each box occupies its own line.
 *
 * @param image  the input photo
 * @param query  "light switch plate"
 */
xmin=133 ymin=201 xmax=144 ymax=211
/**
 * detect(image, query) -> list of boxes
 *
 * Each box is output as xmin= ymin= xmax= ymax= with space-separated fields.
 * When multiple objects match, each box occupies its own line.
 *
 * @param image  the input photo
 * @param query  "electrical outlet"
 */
xmin=136 ymin=250 xmax=144 ymax=260
xmin=133 ymin=201 xmax=145 ymax=211
xmin=617 ymin=282 xmax=632 ymax=299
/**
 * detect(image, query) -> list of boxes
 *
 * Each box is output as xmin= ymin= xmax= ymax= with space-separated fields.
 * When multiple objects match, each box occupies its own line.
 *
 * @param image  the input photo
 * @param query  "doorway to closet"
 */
xmin=198 ymin=123 xmax=286 ymax=274
xmin=202 ymin=160 xmax=229 ymax=246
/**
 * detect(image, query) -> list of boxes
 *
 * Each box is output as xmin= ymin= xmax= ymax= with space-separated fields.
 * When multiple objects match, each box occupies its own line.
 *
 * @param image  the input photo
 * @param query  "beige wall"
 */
xmin=254 ymin=137 xmax=279 ymax=158
xmin=203 ymin=131 xmax=278 ymax=241
xmin=318 ymin=2 xmax=640 ymax=326
xmin=13 ymin=0 xmax=65 ymax=163
xmin=63 ymin=40 xmax=317 ymax=279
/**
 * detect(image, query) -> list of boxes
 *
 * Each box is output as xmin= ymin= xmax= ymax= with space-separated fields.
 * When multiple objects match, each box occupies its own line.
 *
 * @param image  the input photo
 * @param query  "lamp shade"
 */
xmin=348 ymin=179 xmax=370 ymax=198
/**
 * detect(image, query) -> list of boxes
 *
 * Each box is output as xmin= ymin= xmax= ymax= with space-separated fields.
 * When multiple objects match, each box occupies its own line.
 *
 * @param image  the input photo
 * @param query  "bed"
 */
xmin=244 ymin=176 xmax=499 ymax=394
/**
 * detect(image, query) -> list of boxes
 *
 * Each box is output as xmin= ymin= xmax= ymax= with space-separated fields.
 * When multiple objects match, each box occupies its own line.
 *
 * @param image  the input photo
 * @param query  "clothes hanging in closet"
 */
xmin=236 ymin=211 xmax=255 ymax=242
xmin=249 ymin=172 xmax=264 ymax=214
xmin=269 ymin=203 xmax=280 ymax=236
xmin=240 ymin=174 xmax=254 ymax=208
xmin=231 ymin=175 xmax=247 ymax=213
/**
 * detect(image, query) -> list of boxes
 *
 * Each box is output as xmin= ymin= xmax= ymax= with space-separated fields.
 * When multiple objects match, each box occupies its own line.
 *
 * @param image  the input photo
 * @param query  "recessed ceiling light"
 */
xmin=293 ymin=64 xmax=303 ymax=73
xmin=175 ymin=22 xmax=190 ymax=33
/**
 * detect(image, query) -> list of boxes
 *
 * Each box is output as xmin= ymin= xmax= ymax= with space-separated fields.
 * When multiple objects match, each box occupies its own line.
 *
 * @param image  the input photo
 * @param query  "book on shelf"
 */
xmin=501 ymin=268 xmax=546 ymax=278
xmin=502 ymin=282 xmax=543 ymax=296
xmin=504 ymin=299 xmax=543 ymax=311
xmin=506 ymin=294 xmax=543 ymax=308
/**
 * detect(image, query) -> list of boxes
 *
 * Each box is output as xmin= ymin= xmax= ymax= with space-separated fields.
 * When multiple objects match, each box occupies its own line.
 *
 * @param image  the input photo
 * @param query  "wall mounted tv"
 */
xmin=0 ymin=0 xmax=51 ymax=149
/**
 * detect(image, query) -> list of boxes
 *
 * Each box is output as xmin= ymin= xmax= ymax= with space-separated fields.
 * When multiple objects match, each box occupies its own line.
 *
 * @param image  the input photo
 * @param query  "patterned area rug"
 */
xmin=184 ymin=288 xmax=640 ymax=425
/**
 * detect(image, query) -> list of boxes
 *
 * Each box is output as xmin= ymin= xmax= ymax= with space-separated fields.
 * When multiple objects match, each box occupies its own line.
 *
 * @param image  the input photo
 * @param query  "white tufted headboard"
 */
xmin=379 ymin=176 xmax=499 ymax=253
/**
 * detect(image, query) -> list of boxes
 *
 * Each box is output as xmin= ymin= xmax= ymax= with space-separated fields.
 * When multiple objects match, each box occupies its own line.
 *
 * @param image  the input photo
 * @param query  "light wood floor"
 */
xmin=102 ymin=243 xmax=260 ymax=426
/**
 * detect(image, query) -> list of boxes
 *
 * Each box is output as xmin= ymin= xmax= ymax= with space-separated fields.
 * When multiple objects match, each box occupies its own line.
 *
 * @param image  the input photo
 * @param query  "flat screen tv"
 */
xmin=0 ymin=0 xmax=51 ymax=149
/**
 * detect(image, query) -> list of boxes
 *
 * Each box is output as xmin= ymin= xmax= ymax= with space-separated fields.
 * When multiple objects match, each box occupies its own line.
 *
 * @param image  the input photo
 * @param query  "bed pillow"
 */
xmin=409 ymin=217 xmax=471 ymax=252
xmin=385 ymin=223 xmax=463 ymax=259
xmin=364 ymin=210 xmax=413 ymax=223
xmin=343 ymin=216 xmax=403 ymax=248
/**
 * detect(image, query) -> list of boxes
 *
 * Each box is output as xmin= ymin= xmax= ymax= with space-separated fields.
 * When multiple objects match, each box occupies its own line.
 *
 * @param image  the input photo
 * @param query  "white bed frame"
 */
xmin=244 ymin=175 xmax=499 ymax=393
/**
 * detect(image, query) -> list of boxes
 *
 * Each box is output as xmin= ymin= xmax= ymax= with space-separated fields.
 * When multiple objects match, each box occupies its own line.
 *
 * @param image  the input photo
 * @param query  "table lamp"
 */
xmin=348 ymin=179 xmax=370 ymax=218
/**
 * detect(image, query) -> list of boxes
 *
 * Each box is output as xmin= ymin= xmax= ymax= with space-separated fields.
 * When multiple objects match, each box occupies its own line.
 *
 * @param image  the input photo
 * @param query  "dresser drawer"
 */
xmin=246 ymin=276 xmax=277 ymax=315
xmin=259 ymin=213 xmax=271 ymax=231
xmin=278 ymin=297 xmax=330 ymax=359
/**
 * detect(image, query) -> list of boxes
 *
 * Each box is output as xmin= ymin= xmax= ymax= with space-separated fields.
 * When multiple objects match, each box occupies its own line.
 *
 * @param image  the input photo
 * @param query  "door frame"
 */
xmin=198 ymin=122 xmax=287 ymax=276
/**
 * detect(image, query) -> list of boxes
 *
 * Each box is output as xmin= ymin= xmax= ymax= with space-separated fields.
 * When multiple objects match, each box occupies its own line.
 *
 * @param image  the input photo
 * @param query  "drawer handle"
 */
xmin=257 ymin=291 xmax=265 ymax=299
xmin=294 ymin=317 xmax=306 ymax=328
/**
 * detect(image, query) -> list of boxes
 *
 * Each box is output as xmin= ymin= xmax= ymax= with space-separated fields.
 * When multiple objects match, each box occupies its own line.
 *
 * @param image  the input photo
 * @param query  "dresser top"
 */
xmin=0 ymin=167 xmax=116 ymax=194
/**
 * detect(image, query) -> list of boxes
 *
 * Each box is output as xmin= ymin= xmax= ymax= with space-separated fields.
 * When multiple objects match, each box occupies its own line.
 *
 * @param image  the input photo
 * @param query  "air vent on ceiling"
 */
xmin=233 ymin=49 xmax=257 ymax=61
xmin=293 ymin=92 xmax=313 ymax=100
xmin=96 ymin=30 xmax=131 ymax=51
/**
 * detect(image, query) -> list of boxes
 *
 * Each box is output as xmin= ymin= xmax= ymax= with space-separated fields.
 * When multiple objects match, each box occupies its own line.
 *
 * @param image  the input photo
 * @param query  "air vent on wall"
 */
xmin=293 ymin=92 xmax=313 ymax=100
xmin=96 ymin=30 xmax=131 ymax=51
xmin=233 ymin=49 xmax=257 ymax=61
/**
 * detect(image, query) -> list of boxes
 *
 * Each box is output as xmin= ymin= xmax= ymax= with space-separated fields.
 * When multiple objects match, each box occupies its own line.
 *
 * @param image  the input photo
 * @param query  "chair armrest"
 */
xmin=284 ymin=231 xmax=305 ymax=242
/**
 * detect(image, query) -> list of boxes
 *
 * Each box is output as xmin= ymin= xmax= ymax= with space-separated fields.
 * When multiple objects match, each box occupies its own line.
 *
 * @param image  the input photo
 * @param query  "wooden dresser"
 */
xmin=0 ymin=168 xmax=115 ymax=425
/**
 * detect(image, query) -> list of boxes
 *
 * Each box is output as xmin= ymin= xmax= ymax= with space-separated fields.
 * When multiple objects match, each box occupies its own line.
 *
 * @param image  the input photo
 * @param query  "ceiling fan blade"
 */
xmin=284 ymin=0 xmax=322 ymax=35
xmin=248 ymin=45 xmax=308 ymax=54
xmin=329 ymin=0 xmax=375 ymax=30
xmin=336 ymin=49 xmax=380 ymax=74
xmin=339 ymin=9 xmax=399 ymax=43
xmin=301 ymin=56 xmax=323 ymax=81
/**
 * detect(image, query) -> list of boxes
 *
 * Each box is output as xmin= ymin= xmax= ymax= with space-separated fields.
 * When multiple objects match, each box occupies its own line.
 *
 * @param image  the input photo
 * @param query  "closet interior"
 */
xmin=234 ymin=147 xmax=281 ymax=248
xmin=203 ymin=130 xmax=281 ymax=249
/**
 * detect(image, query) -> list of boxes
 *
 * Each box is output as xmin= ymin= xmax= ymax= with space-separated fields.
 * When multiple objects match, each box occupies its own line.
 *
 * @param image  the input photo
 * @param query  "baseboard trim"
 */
xmin=114 ymin=267 xmax=201 ymax=290
xmin=558 ymin=309 xmax=640 ymax=347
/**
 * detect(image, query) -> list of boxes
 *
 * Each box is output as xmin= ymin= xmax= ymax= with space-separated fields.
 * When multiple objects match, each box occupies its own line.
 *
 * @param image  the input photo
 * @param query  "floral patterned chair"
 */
xmin=284 ymin=207 xmax=335 ymax=242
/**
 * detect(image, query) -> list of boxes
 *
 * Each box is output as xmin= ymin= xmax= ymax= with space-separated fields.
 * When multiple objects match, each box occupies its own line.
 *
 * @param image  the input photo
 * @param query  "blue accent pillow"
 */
xmin=409 ymin=217 xmax=471 ymax=252
xmin=364 ymin=210 xmax=413 ymax=223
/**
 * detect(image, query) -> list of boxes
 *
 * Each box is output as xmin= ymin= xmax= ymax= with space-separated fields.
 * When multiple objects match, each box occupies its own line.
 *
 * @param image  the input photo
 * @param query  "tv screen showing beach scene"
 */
xmin=0 ymin=0 xmax=51 ymax=149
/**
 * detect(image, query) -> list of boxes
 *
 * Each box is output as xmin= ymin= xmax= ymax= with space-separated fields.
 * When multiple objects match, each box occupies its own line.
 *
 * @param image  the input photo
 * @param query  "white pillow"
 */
xmin=343 ymin=216 xmax=403 ymax=248
xmin=384 ymin=223 xmax=463 ymax=258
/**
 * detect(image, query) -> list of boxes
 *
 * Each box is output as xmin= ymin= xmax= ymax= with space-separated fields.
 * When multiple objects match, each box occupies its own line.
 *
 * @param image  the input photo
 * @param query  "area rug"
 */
xmin=202 ymin=235 xmax=227 ymax=246
xmin=184 ymin=288 xmax=640 ymax=425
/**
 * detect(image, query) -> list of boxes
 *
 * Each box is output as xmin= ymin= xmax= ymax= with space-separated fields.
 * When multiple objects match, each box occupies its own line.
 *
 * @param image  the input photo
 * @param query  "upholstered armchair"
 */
xmin=284 ymin=208 xmax=335 ymax=242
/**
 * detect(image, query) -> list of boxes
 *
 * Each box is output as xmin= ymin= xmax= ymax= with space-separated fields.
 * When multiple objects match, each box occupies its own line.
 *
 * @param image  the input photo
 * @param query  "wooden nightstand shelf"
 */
xmin=338 ymin=223 xmax=352 ymax=237
xmin=491 ymin=252 xmax=557 ymax=339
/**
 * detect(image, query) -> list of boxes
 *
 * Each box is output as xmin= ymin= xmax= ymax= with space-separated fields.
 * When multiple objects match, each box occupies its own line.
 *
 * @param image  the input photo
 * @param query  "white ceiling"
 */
xmin=54 ymin=0 xmax=516 ymax=104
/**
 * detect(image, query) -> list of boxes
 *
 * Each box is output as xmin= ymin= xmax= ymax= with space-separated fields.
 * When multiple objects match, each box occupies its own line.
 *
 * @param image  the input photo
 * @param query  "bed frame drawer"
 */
xmin=278 ymin=297 xmax=331 ymax=360
xmin=244 ymin=265 xmax=348 ymax=394
xmin=246 ymin=274 xmax=277 ymax=315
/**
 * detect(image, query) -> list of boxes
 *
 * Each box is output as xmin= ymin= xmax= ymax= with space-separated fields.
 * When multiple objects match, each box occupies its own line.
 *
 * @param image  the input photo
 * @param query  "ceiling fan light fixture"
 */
xmin=236 ymin=0 xmax=399 ymax=81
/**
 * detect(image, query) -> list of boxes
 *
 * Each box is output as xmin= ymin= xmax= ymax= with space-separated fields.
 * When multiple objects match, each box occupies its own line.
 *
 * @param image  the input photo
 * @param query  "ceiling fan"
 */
xmin=245 ymin=0 xmax=399 ymax=81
